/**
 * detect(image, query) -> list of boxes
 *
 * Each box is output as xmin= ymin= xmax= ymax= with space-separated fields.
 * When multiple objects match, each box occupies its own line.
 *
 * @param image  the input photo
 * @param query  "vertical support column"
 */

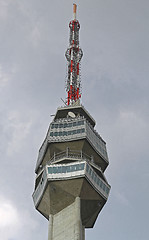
xmin=48 ymin=214 xmax=53 ymax=240
xmin=48 ymin=198 xmax=85 ymax=240
xmin=74 ymin=197 xmax=85 ymax=240
xmin=80 ymin=150 xmax=82 ymax=160
xmin=66 ymin=147 xmax=69 ymax=157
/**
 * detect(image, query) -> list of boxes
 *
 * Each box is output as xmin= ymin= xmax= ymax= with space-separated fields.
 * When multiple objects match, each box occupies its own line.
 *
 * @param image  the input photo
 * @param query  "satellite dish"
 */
xmin=68 ymin=111 xmax=76 ymax=118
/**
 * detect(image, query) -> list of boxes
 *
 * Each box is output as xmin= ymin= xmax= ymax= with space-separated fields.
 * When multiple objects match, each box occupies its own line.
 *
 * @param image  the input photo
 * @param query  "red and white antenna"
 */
xmin=65 ymin=4 xmax=83 ymax=105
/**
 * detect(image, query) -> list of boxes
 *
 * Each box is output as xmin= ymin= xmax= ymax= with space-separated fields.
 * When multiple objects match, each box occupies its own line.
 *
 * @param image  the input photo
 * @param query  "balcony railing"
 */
xmin=48 ymin=149 xmax=92 ymax=164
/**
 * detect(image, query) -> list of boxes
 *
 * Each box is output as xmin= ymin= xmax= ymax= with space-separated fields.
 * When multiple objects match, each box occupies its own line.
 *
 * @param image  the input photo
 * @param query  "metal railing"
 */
xmin=48 ymin=148 xmax=93 ymax=164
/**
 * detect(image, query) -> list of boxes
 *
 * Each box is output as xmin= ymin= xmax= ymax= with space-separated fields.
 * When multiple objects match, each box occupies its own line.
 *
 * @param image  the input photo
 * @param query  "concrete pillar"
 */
xmin=74 ymin=197 xmax=83 ymax=240
xmin=48 ymin=197 xmax=85 ymax=240
xmin=48 ymin=214 xmax=53 ymax=240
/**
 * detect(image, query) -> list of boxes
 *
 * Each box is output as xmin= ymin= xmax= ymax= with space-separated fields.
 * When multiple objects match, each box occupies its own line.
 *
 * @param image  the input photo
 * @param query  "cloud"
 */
xmin=0 ymin=0 xmax=10 ymax=20
xmin=0 ymin=64 xmax=10 ymax=88
xmin=114 ymin=191 xmax=130 ymax=207
xmin=3 ymin=110 xmax=32 ymax=156
xmin=29 ymin=24 xmax=42 ymax=48
xmin=0 ymin=196 xmax=20 ymax=240
xmin=0 ymin=195 xmax=38 ymax=240
xmin=0 ymin=64 xmax=17 ymax=94
xmin=0 ymin=197 xmax=19 ymax=228
xmin=117 ymin=109 xmax=148 ymax=148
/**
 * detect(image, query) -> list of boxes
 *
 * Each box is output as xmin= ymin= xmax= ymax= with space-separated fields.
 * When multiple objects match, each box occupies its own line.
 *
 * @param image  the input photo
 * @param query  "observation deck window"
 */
xmin=48 ymin=163 xmax=85 ymax=175
xmin=62 ymin=166 xmax=66 ymax=173
xmin=68 ymin=122 xmax=73 ymax=127
xmin=51 ymin=120 xmax=85 ymax=130
xmin=106 ymin=187 xmax=110 ymax=195
xmin=63 ymin=131 xmax=67 ymax=136
xmin=50 ymin=128 xmax=85 ymax=138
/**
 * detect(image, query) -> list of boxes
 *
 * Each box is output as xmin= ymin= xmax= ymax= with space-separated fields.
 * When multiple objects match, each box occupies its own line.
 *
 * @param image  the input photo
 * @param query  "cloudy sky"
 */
xmin=0 ymin=0 xmax=149 ymax=239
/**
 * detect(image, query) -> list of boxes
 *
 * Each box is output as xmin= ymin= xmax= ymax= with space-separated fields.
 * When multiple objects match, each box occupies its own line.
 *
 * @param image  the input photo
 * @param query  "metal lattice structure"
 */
xmin=65 ymin=4 xmax=83 ymax=105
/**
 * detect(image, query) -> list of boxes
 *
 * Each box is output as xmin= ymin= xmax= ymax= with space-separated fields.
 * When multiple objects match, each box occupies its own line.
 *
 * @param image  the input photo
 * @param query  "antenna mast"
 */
xmin=65 ymin=4 xmax=83 ymax=105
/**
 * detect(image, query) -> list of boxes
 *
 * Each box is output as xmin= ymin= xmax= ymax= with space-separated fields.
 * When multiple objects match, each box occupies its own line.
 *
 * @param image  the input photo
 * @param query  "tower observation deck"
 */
xmin=33 ymin=4 xmax=111 ymax=240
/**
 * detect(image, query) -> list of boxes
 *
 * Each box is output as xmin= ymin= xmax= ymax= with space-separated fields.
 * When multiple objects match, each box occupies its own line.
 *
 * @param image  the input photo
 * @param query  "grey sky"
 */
xmin=0 ymin=0 xmax=149 ymax=239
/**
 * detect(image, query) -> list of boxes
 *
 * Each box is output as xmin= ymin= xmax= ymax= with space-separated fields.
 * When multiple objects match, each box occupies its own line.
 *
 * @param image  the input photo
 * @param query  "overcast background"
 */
xmin=0 ymin=0 xmax=149 ymax=239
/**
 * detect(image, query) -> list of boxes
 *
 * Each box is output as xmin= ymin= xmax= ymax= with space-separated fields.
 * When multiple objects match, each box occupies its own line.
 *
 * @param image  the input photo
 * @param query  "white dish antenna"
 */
xmin=68 ymin=111 xmax=76 ymax=118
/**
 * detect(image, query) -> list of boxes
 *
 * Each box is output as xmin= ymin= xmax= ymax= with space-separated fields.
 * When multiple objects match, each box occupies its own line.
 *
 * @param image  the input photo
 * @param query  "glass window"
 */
xmin=59 ymin=132 xmax=62 ymax=136
xmin=97 ymin=178 xmax=100 ymax=185
xmin=78 ymin=120 xmax=84 ymax=126
xmin=66 ymin=166 xmax=71 ymax=172
xmin=68 ymin=122 xmax=72 ymax=127
xmin=76 ymin=121 xmax=79 ymax=126
xmin=94 ymin=175 xmax=97 ymax=182
xmin=48 ymin=167 xmax=53 ymax=174
xmin=51 ymin=124 xmax=54 ymax=129
xmin=64 ymin=123 xmax=67 ymax=128
xmin=77 ymin=129 xmax=81 ymax=134
xmin=89 ymin=168 xmax=92 ymax=176
xmin=68 ymin=131 xmax=71 ymax=135
xmin=76 ymin=164 xmax=84 ymax=171
xmin=95 ymin=176 xmax=98 ymax=184
xmin=71 ymin=165 xmax=77 ymax=171
xmin=53 ymin=167 xmax=58 ymax=173
xmin=102 ymin=184 xmax=106 ymax=191
xmin=80 ymin=163 xmax=85 ymax=170
xmin=73 ymin=122 xmax=76 ymax=127
xmin=59 ymin=123 xmax=63 ymax=128
xmin=50 ymin=132 xmax=53 ymax=137
xmin=54 ymin=132 xmax=58 ymax=137
xmin=63 ymin=131 xmax=67 ymax=136
xmin=73 ymin=130 xmax=76 ymax=134
xmin=100 ymin=181 xmax=103 ymax=188
xmin=62 ymin=166 xmax=66 ymax=173
xmin=103 ymin=150 xmax=106 ymax=156
xmin=81 ymin=128 xmax=85 ymax=133
xmin=55 ymin=124 xmax=58 ymax=129
xmin=106 ymin=186 xmax=110 ymax=195
xmin=92 ymin=172 xmax=95 ymax=179
xmin=76 ymin=164 xmax=79 ymax=171
xmin=78 ymin=121 xmax=82 ymax=126
xmin=57 ymin=166 xmax=62 ymax=173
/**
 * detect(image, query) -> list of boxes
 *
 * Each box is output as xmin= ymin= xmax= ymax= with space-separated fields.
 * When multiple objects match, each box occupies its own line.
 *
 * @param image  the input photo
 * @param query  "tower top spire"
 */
xmin=73 ymin=3 xmax=77 ymax=20
xmin=65 ymin=4 xmax=83 ymax=105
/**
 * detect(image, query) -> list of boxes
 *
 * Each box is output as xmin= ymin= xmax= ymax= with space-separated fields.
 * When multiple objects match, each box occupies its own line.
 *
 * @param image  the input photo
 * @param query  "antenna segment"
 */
xmin=65 ymin=4 xmax=83 ymax=105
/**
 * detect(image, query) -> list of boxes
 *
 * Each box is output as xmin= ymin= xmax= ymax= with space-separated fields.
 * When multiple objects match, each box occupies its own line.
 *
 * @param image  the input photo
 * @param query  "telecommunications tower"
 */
xmin=33 ymin=4 xmax=111 ymax=240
